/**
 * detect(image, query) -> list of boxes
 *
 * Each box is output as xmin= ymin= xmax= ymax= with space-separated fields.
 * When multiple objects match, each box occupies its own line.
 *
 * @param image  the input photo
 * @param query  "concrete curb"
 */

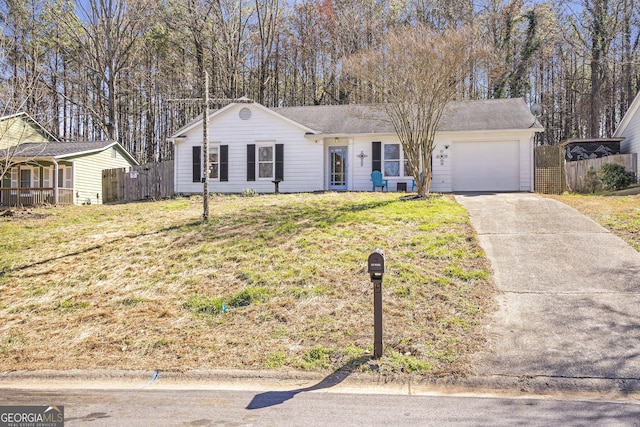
xmin=2 ymin=370 xmax=640 ymax=397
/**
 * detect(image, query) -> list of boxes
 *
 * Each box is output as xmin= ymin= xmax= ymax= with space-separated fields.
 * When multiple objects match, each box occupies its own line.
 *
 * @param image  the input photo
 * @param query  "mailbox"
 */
xmin=367 ymin=249 xmax=385 ymax=358
xmin=367 ymin=249 xmax=385 ymax=275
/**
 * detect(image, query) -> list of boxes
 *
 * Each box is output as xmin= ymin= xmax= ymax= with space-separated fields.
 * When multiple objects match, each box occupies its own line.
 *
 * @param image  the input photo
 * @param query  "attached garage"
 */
xmin=452 ymin=140 xmax=521 ymax=192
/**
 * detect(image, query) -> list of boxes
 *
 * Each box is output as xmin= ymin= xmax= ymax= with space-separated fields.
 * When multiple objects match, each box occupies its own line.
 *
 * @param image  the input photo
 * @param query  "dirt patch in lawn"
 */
xmin=0 ymin=193 xmax=495 ymax=378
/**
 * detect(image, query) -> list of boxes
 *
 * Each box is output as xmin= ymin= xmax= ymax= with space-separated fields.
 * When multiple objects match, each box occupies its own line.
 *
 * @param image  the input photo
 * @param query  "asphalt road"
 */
xmin=3 ymin=386 xmax=640 ymax=426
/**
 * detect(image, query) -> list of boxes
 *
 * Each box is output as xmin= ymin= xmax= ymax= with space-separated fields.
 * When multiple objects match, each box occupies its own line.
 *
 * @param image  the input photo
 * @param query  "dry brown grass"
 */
xmin=0 ymin=193 xmax=495 ymax=376
xmin=547 ymin=193 xmax=640 ymax=251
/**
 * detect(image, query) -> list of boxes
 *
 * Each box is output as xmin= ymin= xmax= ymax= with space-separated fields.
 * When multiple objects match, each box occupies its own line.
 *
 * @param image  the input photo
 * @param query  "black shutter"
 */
xmin=192 ymin=146 xmax=201 ymax=183
xmin=372 ymin=141 xmax=381 ymax=172
xmin=247 ymin=144 xmax=256 ymax=181
xmin=220 ymin=145 xmax=229 ymax=182
xmin=275 ymin=144 xmax=284 ymax=181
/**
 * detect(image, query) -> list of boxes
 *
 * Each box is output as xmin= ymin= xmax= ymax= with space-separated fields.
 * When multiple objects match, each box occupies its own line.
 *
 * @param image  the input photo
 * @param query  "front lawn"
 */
xmin=0 ymin=192 xmax=494 ymax=376
xmin=548 ymin=193 xmax=640 ymax=251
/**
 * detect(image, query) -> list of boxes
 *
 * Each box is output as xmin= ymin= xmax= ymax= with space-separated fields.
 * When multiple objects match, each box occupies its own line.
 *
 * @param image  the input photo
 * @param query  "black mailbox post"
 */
xmin=367 ymin=249 xmax=385 ymax=358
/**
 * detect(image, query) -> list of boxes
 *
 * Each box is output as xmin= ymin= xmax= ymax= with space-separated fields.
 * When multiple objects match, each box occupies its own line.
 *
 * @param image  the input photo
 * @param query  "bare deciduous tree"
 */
xmin=345 ymin=24 xmax=487 ymax=196
xmin=58 ymin=0 xmax=152 ymax=141
xmin=0 ymin=9 xmax=50 ymax=183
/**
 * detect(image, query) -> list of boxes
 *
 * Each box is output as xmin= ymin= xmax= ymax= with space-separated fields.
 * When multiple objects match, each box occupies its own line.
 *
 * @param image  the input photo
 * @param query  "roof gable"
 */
xmin=0 ymin=112 xmax=60 ymax=150
xmin=614 ymin=90 xmax=640 ymax=137
xmin=0 ymin=141 xmax=139 ymax=165
xmin=169 ymin=99 xmax=316 ymax=139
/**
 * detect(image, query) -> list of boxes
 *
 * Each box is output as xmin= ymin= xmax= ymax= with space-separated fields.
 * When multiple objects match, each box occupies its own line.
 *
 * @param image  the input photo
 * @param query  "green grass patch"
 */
xmin=298 ymin=347 xmax=334 ymax=370
xmin=56 ymin=299 xmax=90 ymax=312
xmin=185 ymin=295 xmax=226 ymax=316
xmin=385 ymin=349 xmax=432 ymax=373
xmin=444 ymin=266 xmax=489 ymax=282
xmin=185 ymin=286 xmax=272 ymax=316
xmin=227 ymin=286 xmax=271 ymax=307
xmin=265 ymin=351 xmax=286 ymax=368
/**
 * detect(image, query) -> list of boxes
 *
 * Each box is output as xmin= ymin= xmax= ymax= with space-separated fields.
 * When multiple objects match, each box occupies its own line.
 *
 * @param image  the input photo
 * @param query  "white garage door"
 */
xmin=452 ymin=141 xmax=520 ymax=191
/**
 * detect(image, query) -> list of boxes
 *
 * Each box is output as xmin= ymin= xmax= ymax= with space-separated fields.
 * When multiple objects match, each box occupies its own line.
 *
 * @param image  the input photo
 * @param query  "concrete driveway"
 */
xmin=455 ymin=193 xmax=640 ymax=387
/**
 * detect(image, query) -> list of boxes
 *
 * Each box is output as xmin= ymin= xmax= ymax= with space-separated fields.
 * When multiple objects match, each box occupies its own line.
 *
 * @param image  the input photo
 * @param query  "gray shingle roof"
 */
xmin=4 ymin=141 xmax=117 ymax=158
xmin=275 ymin=98 xmax=542 ymax=135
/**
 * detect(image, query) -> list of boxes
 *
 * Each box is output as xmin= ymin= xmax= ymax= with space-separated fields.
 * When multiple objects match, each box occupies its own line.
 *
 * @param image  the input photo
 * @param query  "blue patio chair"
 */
xmin=370 ymin=170 xmax=388 ymax=192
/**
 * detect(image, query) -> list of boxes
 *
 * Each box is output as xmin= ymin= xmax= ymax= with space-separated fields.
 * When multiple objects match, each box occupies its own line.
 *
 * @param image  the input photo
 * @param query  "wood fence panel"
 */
xmin=102 ymin=168 xmax=126 ymax=203
xmin=564 ymin=154 xmax=637 ymax=193
xmin=102 ymin=161 xmax=174 ymax=203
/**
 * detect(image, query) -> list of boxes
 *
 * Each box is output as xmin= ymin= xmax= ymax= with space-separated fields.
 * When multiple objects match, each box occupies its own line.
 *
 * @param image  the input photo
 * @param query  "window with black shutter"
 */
xmin=247 ymin=144 xmax=256 ymax=181
xmin=220 ymin=145 xmax=229 ymax=182
xmin=275 ymin=144 xmax=284 ymax=181
xmin=192 ymin=146 xmax=201 ymax=182
xmin=372 ymin=141 xmax=382 ymax=172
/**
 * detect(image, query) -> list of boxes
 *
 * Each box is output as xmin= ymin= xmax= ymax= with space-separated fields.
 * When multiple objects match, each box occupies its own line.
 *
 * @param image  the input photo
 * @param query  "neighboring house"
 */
xmin=1 ymin=140 xmax=138 ymax=206
xmin=0 ymin=112 xmax=59 ymax=149
xmin=168 ymin=97 xmax=542 ymax=194
xmin=0 ymin=112 xmax=139 ymax=207
xmin=614 ymin=90 xmax=640 ymax=179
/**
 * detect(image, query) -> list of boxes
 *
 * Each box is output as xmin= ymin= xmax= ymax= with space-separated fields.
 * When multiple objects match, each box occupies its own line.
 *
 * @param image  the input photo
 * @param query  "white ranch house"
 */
xmin=169 ymin=98 xmax=543 ymax=194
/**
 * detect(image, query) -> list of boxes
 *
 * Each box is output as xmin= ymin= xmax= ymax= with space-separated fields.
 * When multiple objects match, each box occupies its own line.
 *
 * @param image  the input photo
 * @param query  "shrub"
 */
xmin=599 ymin=163 xmax=636 ymax=191
xmin=582 ymin=166 xmax=600 ymax=193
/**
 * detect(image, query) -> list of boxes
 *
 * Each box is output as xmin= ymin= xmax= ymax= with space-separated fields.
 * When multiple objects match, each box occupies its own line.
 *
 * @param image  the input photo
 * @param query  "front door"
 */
xmin=329 ymin=146 xmax=348 ymax=190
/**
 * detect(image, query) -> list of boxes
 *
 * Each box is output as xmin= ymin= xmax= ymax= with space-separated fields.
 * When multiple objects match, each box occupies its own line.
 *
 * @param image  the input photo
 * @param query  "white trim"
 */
xmin=207 ymin=143 xmax=220 ymax=181
xmin=614 ymin=90 xmax=640 ymax=137
xmin=256 ymin=142 xmax=275 ymax=180
xmin=382 ymin=142 xmax=412 ymax=178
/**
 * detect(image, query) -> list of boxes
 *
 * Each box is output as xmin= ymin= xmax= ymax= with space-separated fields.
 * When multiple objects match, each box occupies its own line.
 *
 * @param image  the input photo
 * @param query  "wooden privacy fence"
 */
xmin=102 ymin=161 xmax=174 ymax=203
xmin=565 ymin=153 xmax=637 ymax=193
xmin=534 ymin=145 xmax=565 ymax=194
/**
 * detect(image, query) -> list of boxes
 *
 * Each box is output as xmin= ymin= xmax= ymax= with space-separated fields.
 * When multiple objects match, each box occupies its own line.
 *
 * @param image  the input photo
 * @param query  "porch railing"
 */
xmin=0 ymin=188 xmax=74 ymax=207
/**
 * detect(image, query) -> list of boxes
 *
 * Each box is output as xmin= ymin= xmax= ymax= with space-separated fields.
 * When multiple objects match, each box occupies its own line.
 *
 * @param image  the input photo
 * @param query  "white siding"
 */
xmin=348 ymin=135 xmax=419 ymax=192
xmin=620 ymin=107 xmax=640 ymax=179
xmin=174 ymin=104 xmax=537 ymax=193
xmin=348 ymin=133 xmax=534 ymax=193
xmin=174 ymin=104 xmax=324 ymax=194
xmin=431 ymin=143 xmax=453 ymax=192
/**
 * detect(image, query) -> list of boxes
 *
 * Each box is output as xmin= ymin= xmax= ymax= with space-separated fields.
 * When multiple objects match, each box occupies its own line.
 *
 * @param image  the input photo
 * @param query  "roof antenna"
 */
xmin=529 ymin=103 xmax=542 ymax=128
